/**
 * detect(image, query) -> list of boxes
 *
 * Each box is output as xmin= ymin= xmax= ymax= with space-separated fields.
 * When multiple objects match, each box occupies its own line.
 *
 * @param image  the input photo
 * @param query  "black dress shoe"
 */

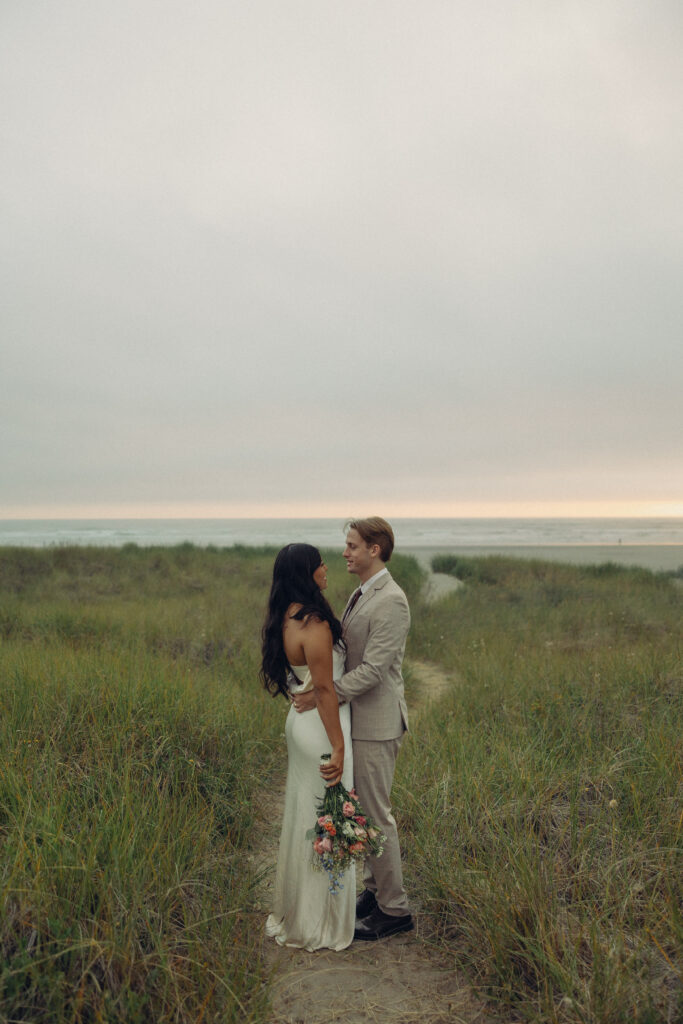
xmin=353 ymin=906 xmax=414 ymax=941
xmin=355 ymin=889 xmax=378 ymax=919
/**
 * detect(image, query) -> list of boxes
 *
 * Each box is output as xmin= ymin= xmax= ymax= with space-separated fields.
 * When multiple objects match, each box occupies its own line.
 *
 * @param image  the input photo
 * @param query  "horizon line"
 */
xmin=2 ymin=500 xmax=683 ymax=520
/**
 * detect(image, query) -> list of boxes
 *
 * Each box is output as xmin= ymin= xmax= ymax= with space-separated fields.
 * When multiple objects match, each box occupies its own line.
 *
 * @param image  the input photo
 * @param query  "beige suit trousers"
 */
xmin=352 ymin=735 xmax=410 ymax=917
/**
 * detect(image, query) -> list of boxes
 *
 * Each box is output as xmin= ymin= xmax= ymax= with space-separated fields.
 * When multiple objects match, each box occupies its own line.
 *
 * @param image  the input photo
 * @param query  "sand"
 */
xmin=421 ymin=571 xmax=464 ymax=602
xmin=403 ymin=545 xmax=683 ymax=573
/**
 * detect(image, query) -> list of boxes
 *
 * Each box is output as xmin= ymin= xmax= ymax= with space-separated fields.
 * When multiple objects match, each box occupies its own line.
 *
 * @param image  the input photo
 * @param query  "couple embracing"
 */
xmin=260 ymin=516 xmax=413 ymax=950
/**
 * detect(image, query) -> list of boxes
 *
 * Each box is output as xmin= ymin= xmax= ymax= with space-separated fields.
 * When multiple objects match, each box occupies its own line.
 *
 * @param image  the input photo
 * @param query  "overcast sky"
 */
xmin=2 ymin=1 xmax=681 ymax=518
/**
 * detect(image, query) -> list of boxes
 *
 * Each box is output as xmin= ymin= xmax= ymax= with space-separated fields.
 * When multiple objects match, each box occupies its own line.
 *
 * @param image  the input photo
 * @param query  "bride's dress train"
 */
xmin=266 ymin=647 xmax=355 ymax=951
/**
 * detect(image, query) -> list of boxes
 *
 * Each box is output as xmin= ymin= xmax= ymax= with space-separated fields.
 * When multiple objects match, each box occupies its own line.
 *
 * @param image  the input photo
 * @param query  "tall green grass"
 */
xmin=3 ymin=544 xmax=678 ymax=1022
xmin=399 ymin=556 xmax=682 ymax=1023
xmin=0 ymin=544 xmax=284 ymax=1023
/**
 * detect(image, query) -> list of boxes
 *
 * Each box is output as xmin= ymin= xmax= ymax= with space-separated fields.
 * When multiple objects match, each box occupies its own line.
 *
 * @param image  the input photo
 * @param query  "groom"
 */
xmin=295 ymin=516 xmax=413 ymax=940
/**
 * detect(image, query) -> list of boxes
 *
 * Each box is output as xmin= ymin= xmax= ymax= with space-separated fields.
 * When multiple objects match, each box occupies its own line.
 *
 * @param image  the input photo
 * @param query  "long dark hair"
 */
xmin=260 ymin=543 xmax=343 ymax=699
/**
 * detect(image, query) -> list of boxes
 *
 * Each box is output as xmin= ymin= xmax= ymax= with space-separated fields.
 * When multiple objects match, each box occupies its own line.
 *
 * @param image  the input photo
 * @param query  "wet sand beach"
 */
xmin=403 ymin=544 xmax=683 ymax=573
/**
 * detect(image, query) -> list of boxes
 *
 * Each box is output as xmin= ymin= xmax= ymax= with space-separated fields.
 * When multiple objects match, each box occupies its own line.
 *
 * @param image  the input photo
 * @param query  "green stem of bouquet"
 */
xmin=322 ymin=781 xmax=345 ymax=816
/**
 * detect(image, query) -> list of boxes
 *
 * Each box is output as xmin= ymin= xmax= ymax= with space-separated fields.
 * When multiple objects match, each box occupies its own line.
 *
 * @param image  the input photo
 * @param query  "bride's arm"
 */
xmin=301 ymin=619 xmax=344 ymax=787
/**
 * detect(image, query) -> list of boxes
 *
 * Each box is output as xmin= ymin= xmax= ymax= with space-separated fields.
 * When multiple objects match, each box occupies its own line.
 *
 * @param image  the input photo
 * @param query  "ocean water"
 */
xmin=1 ymin=517 xmax=682 ymax=550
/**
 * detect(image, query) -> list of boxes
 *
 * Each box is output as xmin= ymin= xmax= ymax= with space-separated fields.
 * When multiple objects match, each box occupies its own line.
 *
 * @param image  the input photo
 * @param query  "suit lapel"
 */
xmin=344 ymin=573 xmax=391 ymax=625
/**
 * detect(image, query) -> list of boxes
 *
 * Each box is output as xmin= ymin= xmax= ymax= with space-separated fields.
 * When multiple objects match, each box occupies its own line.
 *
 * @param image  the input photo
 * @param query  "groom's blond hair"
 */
xmin=345 ymin=517 xmax=395 ymax=563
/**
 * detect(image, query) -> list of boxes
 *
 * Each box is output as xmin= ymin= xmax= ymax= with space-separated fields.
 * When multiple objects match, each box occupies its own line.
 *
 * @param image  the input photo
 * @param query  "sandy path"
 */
xmin=252 ymin=575 xmax=493 ymax=1023
xmin=420 ymin=571 xmax=464 ymax=604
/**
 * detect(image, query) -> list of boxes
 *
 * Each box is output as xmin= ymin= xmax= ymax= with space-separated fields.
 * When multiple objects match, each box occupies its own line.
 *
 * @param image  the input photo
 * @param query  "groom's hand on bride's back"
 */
xmin=291 ymin=690 xmax=317 ymax=713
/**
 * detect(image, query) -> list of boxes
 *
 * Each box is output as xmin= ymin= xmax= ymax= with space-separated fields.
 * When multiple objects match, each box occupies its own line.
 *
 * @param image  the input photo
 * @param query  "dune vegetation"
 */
xmin=0 ymin=544 xmax=283 ymax=1023
xmin=401 ymin=554 xmax=681 ymax=1023
xmin=0 ymin=544 xmax=679 ymax=1022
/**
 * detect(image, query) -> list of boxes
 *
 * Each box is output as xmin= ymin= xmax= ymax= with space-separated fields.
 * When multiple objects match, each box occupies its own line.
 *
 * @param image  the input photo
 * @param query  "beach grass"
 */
xmin=399 ymin=555 xmax=682 ymax=1022
xmin=0 ymin=544 xmax=285 ymax=1022
xmin=0 ymin=545 xmax=680 ymax=1022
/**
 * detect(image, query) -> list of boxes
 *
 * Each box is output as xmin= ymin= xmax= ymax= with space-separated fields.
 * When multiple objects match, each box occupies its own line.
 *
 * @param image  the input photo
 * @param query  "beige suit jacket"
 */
xmin=335 ymin=572 xmax=410 ymax=741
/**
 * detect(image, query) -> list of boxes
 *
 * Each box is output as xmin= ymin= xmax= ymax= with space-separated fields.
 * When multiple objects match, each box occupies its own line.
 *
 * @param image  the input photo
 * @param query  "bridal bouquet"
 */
xmin=305 ymin=755 xmax=386 ymax=893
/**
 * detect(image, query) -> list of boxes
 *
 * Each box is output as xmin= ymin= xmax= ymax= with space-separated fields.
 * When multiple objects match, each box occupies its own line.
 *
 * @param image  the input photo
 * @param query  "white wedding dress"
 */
xmin=266 ymin=646 xmax=355 ymax=951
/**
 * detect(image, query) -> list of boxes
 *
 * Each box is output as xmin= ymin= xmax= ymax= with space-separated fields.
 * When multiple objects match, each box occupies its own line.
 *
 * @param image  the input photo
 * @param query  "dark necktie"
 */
xmin=342 ymin=587 xmax=362 ymax=622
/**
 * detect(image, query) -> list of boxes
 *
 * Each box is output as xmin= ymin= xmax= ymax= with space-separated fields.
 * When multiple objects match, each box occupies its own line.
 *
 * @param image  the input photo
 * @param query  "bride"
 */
xmin=260 ymin=543 xmax=355 ymax=951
